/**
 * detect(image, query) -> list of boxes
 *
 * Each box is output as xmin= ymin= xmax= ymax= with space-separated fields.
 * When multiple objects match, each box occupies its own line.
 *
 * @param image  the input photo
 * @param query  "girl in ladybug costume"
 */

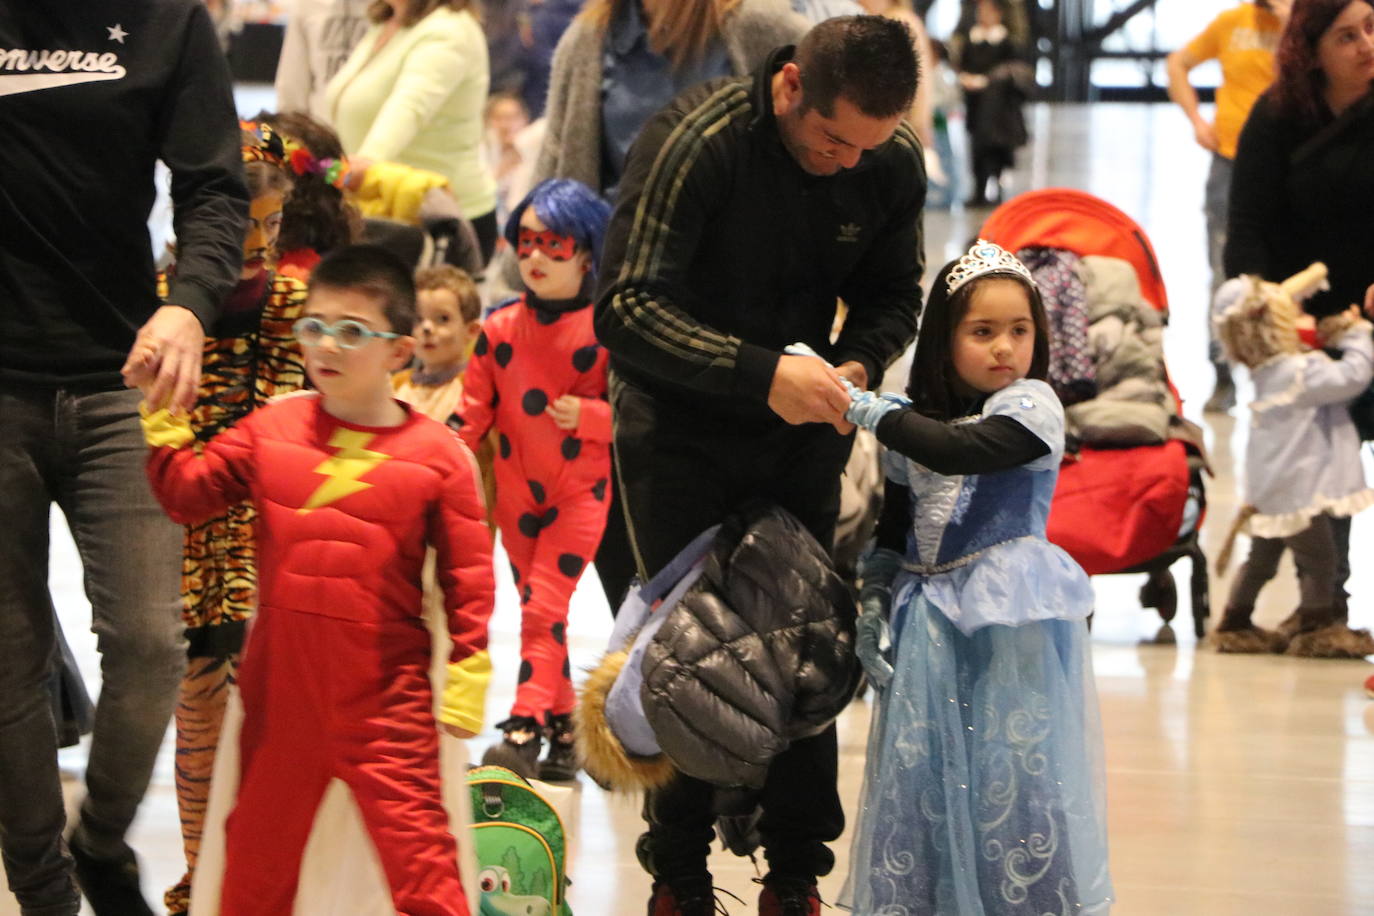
xmin=456 ymin=179 xmax=612 ymax=780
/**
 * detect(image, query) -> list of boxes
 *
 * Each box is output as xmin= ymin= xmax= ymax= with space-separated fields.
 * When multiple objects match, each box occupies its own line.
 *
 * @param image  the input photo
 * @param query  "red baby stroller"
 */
xmin=980 ymin=189 xmax=1211 ymax=639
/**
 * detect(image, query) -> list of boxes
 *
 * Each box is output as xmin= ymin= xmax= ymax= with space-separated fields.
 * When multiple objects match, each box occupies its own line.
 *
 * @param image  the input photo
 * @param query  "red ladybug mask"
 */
xmin=517 ymin=227 xmax=578 ymax=261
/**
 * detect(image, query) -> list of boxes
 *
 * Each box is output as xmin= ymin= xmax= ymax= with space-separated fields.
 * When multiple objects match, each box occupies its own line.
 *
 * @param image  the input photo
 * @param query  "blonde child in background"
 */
xmin=1211 ymin=266 xmax=1374 ymax=658
xmin=393 ymin=265 xmax=483 ymax=420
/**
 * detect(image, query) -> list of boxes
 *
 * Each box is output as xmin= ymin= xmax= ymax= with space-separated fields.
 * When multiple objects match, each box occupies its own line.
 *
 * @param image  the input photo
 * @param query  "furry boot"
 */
xmin=1285 ymin=623 xmax=1374 ymax=658
xmin=1211 ymin=606 xmax=1285 ymax=654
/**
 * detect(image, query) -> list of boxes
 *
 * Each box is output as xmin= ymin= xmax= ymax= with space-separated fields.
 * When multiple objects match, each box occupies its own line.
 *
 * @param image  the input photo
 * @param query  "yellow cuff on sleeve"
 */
xmin=139 ymin=404 xmax=196 ymax=449
xmin=439 ymin=650 xmax=492 ymax=734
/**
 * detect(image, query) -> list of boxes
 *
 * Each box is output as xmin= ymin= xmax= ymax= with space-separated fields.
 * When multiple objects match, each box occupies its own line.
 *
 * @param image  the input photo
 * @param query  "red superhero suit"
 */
xmin=142 ymin=393 xmax=494 ymax=916
xmin=457 ymin=294 xmax=611 ymax=722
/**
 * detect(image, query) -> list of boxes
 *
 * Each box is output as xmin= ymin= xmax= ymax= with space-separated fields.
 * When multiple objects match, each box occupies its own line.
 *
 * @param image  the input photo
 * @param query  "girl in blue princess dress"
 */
xmin=839 ymin=241 xmax=1113 ymax=915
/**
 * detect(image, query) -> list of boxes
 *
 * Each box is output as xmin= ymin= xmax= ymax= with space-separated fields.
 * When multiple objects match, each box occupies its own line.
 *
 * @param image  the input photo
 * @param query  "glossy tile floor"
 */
xmin=8 ymin=102 xmax=1374 ymax=915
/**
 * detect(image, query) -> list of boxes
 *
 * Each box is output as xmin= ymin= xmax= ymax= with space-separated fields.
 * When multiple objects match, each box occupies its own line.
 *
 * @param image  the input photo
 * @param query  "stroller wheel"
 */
xmin=1139 ymin=570 xmax=1178 ymax=622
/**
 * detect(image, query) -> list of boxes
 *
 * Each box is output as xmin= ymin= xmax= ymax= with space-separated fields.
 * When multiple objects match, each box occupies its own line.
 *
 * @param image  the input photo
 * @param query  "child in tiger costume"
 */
xmin=162 ymin=120 xmax=355 ymax=916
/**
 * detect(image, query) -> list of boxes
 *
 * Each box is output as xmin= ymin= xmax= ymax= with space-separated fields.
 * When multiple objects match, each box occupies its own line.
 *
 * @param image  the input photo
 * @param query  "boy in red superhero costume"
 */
xmin=137 ymin=245 xmax=494 ymax=916
xmin=457 ymin=179 xmax=612 ymax=781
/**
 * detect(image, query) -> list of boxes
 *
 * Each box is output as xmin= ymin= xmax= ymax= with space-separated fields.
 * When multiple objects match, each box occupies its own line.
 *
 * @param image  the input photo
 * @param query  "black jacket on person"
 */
xmin=595 ymin=46 xmax=925 ymax=428
xmin=1225 ymin=90 xmax=1374 ymax=318
xmin=0 ymin=1 xmax=248 ymax=388
xmin=959 ymin=35 xmax=1030 ymax=154
xmin=640 ymin=503 xmax=860 ymax=790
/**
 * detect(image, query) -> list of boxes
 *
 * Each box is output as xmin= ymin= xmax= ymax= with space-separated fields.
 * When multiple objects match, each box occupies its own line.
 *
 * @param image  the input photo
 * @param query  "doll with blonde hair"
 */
xmin=1211 ymin=264 xmax=1374 ymax=656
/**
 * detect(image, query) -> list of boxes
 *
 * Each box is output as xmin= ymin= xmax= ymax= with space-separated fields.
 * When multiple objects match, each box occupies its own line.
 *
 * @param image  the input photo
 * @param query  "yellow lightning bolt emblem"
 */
xmin=299 ymin=429 xmax=391 ymax=513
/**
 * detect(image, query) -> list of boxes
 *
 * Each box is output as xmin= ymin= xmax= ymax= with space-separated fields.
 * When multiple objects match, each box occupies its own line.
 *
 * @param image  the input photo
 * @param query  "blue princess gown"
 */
xmin=842 ymin=380 xmax=1113 ymax=915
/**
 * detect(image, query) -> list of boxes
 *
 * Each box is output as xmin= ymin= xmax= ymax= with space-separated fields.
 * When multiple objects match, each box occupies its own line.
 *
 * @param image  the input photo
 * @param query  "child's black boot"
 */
xmin=539 ymin=712 xmax=579 ymax=782
xmin=482 ymin=715 xmax=542 ymax=779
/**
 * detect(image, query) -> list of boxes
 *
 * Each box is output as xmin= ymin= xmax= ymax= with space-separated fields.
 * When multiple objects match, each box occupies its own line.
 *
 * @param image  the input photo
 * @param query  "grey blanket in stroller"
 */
xmin=1066 ymin=254 xmax=1174 ymax=447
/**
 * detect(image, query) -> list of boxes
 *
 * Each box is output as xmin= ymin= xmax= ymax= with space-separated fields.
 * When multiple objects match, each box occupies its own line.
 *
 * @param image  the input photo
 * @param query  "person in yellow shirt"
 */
xmin=1167 ymin=0 xmax=1290 ymax=412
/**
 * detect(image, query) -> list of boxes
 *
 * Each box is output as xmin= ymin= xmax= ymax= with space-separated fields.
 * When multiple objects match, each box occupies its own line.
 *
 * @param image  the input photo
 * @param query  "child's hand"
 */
xmin=547 ymin=395 xmax=581 ymax=430
xmin=123 ymin=342 xmax=159 ymax=391
xmin=440 ymin=722 xmax=477 ymax=740
xmin=125 ymin=341 xmax=176 ymax=412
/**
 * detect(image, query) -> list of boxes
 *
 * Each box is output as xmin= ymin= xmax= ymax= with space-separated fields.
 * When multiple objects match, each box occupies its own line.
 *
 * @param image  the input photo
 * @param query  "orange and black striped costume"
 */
xmin=159 ymin=269 xmax=307 ymax=915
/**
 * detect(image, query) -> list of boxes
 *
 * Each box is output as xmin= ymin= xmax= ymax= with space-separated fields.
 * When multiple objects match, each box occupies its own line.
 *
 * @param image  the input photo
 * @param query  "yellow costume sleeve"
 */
xmin=439 ymin=650 xmax=492 ymax=734
xmin=355 ymin=161 xmax=452 ymax=224
xmin=139 ymin=404 xmax=196 ymax=449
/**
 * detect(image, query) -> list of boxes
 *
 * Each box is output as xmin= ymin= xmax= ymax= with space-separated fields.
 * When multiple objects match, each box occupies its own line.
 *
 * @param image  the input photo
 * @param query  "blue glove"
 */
xmin=783 ymin=341 xmax=824 ymax=361
xmin=846 ymin=390 xmax=911 ymax=432
xmin=855 ymin=548 xmax=903 ymax=689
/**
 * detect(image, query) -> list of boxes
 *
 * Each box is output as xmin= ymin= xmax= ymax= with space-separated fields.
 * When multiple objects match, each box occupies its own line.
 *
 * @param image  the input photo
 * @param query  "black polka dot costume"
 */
xmin=456 ymin=295 xmax=610 ymax=723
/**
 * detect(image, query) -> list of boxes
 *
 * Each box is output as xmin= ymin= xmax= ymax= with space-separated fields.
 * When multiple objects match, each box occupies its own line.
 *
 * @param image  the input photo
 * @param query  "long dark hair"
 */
xmin=1273 ymin=0 xmax=1365 ymax=124
xmin=905 ymin=259 xmax=1051 ymax=420
xmin=256 ymin=110 xmax=362 ymax=257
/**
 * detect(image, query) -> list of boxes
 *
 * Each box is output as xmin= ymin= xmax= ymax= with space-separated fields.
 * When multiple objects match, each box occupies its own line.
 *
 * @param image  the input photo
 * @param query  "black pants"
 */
xmin=470 ymin=209 xmax=498 ymax=266
xmin=611 ymin=376 xmax=853 ymax=883
xmin=594 ymin=453 xmax=637 ymax=614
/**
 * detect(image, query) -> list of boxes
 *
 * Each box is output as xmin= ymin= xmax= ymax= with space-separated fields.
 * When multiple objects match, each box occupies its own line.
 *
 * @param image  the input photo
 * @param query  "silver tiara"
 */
xmin=945 ymin=239 xmax=1035 ymax=296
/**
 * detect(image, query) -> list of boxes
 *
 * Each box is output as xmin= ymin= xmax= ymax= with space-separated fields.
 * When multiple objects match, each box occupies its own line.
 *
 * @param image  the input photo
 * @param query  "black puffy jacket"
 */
xmin=640 ymin=504 xmax=860 ymax=789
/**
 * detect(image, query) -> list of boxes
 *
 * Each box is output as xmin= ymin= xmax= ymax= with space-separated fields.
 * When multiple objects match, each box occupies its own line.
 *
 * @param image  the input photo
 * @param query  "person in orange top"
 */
xmin=1168 ymin=0 xmax=1290 ymax=411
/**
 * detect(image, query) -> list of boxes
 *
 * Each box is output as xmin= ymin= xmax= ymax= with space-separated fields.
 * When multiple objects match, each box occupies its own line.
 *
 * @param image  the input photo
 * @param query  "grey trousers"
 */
xmin=1225 ymin=513 xmax=1351 ymax=618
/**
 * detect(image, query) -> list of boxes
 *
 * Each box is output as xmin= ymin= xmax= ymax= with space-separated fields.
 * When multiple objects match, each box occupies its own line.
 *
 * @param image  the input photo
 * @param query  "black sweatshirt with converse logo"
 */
xmin=0 ymin=0 xmax=248 ymax=389
xmin=595 ymin=46 xmax=926 ymax=426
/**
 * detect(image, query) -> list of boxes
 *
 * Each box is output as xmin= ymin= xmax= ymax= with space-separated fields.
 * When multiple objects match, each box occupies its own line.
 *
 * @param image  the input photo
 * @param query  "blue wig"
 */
xmin=504 ymin=179 xmax=613 ymax=283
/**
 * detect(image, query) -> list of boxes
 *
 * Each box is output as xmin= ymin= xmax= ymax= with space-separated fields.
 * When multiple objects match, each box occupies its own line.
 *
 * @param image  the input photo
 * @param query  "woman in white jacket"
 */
xmin=326 ymin=0 xmax=498 ymax=260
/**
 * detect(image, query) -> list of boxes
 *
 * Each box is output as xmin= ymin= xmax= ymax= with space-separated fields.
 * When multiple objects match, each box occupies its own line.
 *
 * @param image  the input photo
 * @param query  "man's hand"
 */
xmin=1363 ymin=282 xmax=1374 ymax=319
xmin=547 ymin=395 xmax=581 ymax=430
xmin=1191 ymin=118 xmax=1219 ymax=153
xmin=441 ymin=722 xmax=478 ymax=739
xmin=768 ymin=354 xmax=853 ymax=433
xmin=121 ymin=305 xmax=205 ymax=413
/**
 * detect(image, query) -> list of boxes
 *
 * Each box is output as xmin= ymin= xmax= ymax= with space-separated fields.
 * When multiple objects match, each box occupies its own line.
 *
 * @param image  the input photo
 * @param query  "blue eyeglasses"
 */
xmin=293 ymin=317 xmax=402 ymax=350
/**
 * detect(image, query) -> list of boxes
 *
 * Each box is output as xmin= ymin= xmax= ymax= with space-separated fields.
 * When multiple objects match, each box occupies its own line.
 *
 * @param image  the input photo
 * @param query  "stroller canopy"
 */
xmin=979 ymin=188 xmax=1169 ymax=314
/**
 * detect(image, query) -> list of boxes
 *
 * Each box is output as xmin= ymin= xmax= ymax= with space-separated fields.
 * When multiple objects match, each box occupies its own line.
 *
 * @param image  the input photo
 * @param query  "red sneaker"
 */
xmin=648 ymin=878 xmax=719 ymax=916
xmin=757 ymin=877 xmax=821 ymax=916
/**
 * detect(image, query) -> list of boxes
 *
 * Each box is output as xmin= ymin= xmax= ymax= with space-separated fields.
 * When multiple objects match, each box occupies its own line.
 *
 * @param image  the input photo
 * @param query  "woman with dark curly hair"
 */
xmin=1225 ymin=0 xmax=1374 ymax=319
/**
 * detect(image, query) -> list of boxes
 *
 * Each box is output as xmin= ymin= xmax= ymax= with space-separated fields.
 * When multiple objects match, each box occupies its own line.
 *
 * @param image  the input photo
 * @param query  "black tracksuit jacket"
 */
xmin=595 ymin=46 xmax=926 ymax=427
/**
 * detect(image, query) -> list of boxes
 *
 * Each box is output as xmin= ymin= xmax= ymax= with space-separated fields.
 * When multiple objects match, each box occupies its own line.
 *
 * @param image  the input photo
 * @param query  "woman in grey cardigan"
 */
xmin=534 ymin=0 xmax=808 ymax=198
xmin=528 ymin=0 xmax=808 ymax=616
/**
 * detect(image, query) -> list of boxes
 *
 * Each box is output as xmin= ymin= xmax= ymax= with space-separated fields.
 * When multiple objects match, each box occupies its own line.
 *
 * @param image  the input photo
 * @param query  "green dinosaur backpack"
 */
xmin=466 ymin=764 xmax=572 ymax=916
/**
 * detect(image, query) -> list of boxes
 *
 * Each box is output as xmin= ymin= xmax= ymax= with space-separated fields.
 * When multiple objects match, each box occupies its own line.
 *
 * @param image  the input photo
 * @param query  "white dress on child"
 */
xmin=842 ymin=380 xmax=1114 ymax=915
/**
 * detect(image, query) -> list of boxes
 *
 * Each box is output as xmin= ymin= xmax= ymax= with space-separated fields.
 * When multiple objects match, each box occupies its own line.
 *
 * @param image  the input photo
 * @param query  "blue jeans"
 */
xmin=1204 ymin=153 xmax=1234 ymax=362
xmin=0 ymin=385 xmax=184 ymax=916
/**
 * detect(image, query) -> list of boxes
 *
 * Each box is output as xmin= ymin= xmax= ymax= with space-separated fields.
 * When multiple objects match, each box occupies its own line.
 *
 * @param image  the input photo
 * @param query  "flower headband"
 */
xmin=945 ymin=239 xmax=1036 ymax=296
xmin=239 ymin=119 xmax=351 ymax=190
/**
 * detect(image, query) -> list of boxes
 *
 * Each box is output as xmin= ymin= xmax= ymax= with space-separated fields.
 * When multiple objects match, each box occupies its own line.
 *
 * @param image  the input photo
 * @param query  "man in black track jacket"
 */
xmin=0 ymin=3 xmax=246 ymax=914
xmin=595 ymin=14 xmax=925 ymax=915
